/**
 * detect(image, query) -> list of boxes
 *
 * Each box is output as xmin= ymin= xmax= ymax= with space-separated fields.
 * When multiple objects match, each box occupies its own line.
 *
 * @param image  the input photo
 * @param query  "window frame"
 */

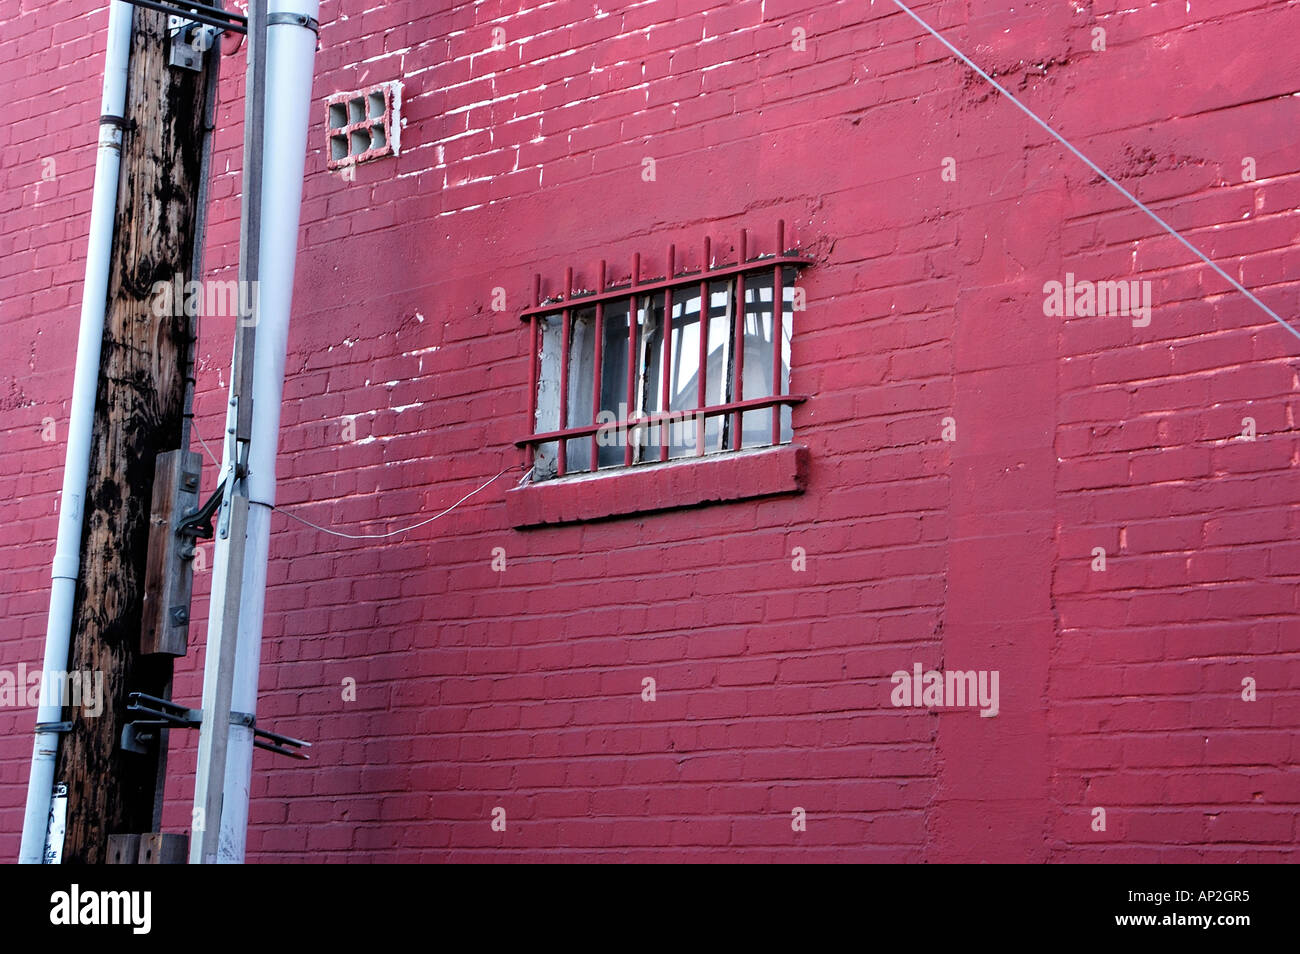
xmin=518 ymin=223 xmax=811 ymax=481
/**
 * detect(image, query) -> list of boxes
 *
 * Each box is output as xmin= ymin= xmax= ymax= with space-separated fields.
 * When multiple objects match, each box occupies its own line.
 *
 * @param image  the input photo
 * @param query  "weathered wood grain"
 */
xmin=53 ymin=10 xmax=208 ymax=863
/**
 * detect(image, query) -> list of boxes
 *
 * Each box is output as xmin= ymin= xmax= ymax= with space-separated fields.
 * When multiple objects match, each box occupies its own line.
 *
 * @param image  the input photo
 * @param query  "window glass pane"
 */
xmin=738 ymin=268 xmax=796 ymax=447
xmin=565 ymin=306 xmax=597 ymax=471
xmin=533 ymin=314 xmax=562 ymax=479
xmin=670 ymin=287 xmax=701 ymax=409
xmin=635 ymin=294 xmax=663 ymax=461
xmin=778 ymin=266 xmax=795 ymax=442
xmin=702 ymin=279 xmax=731 ymax=454
xmin=594 ymin=298 xmax=633 ymax=468
xmin=645 ymin=287 xmax=705 ymax=459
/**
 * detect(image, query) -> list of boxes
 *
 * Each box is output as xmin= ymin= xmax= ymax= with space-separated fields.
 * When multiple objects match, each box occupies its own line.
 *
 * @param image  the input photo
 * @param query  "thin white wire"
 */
xmin=272 ymin=464 xmax=528 ymax=539
xmin=890 ymin=0 xmax=1300 ymax=344
xmin=196 ymin=422 xmax=530 ymax=540
xmin=194 ymin=426 xmax=221 ymax=467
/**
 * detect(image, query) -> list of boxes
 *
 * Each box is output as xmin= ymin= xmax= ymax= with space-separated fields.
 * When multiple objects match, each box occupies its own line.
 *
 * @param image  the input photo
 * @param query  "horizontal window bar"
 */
xmin=516 ymin=394 xmax=807 ymax=447
xmin=122 ymin=0 xmax=249 ymax=33
xmin=520 ymin=254 xmax=812 ymax=321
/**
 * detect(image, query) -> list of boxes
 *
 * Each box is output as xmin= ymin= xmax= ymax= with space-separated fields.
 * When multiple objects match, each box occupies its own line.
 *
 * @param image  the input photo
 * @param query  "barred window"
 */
xmin=519 ymin=224 xmax=809 ymax=481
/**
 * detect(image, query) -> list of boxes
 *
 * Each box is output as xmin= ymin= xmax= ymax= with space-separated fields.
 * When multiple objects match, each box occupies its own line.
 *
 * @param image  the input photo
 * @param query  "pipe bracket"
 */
xmin=267 ymin=12 xmax=319 ymax=33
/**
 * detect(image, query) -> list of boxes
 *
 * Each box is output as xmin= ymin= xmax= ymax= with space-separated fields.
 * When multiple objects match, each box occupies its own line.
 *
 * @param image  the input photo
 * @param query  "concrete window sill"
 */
xmin=506 ymin=444 xmax=810 ymax=529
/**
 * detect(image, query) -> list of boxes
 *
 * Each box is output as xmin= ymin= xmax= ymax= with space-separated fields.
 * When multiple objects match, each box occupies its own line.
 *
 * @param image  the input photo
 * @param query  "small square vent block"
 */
xmin=326 ymin=81 xmax=402 ymax=170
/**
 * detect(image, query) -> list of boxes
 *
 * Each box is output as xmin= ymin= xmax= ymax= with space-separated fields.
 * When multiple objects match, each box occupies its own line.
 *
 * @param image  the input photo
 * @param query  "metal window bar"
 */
xmin=526 ymin=273 xmax=540 ymax=469
xmin=557 ymin=267 xmax=573 ymax=475
xmin=659 ymin=245 xmax=675 ymax=462
xmin=523 ymin=223 xmax=810 ymax=478
xmin=589 ymin=261 xmax=606 ymax=473
xmin=121 ymin=0 xmax=249 ymax=34
xmin=625 ymin=254 xmax=639 ymax=468
xmin=772 ymin=220 xmax=786 ymax=446
xmin=731 ymin=230 xmax=748 ymax=452
xmin=696 ymin=237 xmax=710 ymax=456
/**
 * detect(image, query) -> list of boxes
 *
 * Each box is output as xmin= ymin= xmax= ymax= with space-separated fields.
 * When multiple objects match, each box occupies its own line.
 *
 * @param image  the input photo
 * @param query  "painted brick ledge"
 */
xmin=507 ymin=444 xmax=810 ymax=528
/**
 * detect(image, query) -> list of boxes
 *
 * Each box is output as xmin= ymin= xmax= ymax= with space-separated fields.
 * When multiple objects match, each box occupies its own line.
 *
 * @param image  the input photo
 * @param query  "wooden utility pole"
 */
xmin=52 ymin=8 xmax=211 ymax=863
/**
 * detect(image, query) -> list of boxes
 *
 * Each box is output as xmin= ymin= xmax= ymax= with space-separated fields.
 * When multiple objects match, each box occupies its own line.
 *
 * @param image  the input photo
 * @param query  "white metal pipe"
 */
xmin=214 ymin=0 xmax=320 ymax=862
xmin=189 ymin=390 xmax=239 ymax=864
xmin=19 ymin=0 xmax=135 ymax=864
xmin=215 ymin=504 xmax=270 ymax=858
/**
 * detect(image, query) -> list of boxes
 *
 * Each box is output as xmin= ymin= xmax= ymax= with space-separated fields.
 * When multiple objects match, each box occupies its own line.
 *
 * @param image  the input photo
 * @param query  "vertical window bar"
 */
xmin=526 ymin=273 xmax=540 ymax=470
xmin=659 ymin=244 xmax=675 ymax=462
xmin=696 ymin=236 xmax=709 ymax=456
xmin=771 ymin=219 xmax=785 ymax=446
xmin=590 ymin=260 xmax=606 ymax=472
xmin=557 ymin=266 xmax=573 ymax=477
xmin=730 ymin=229 xmax=748 ymax=451
xmin=625 ymin=254 xmax=640 ymax=467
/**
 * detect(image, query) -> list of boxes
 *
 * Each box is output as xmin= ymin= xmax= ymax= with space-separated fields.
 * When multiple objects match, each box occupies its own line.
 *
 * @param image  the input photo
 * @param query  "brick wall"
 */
xmin=0 ymin=0 xmax=1296 ymax=861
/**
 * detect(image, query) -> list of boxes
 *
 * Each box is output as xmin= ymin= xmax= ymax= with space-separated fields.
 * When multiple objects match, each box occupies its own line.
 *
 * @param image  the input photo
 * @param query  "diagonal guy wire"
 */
xmin=890 ymin=0 xmax=1300 ymax=344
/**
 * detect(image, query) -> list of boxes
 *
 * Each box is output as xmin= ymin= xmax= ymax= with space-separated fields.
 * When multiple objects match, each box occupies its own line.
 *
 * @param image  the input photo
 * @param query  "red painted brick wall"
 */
xmin=1 ymin=0 xmax=1297 ymax=861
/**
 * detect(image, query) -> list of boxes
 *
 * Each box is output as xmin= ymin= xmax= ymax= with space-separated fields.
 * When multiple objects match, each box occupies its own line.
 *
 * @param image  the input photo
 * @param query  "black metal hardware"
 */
xmin=123 ymin=692 xmax=311 ymax=760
